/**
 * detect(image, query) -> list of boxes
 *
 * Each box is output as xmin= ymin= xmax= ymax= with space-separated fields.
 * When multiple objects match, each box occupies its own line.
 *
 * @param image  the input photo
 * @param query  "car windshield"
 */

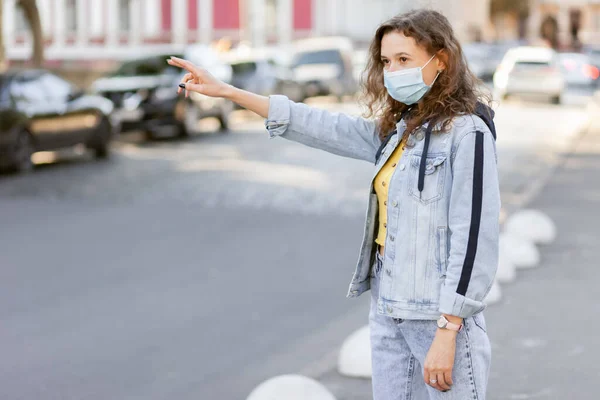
xmin=514 ymin=60 xmax=551 ymax=69
xmin=231 ymin=62 xmax=257 ymax=75
xmin=292 ymin=49 xmax=343 ymax=67
xmin=112 ymin=54 xmax=182 ymax=77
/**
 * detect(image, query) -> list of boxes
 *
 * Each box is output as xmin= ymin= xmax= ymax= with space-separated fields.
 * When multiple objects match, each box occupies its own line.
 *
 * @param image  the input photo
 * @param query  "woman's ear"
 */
xmin=436 ymin=50 xmax=449 ymax=72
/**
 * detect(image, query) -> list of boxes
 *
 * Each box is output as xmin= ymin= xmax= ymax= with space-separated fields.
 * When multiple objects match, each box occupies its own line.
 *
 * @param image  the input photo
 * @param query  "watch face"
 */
xmin=437 ymin=316 xmax=447 ymax=328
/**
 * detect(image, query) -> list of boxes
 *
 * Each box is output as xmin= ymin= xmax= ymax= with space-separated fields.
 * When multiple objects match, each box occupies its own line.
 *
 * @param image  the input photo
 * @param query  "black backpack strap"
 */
xmin=374 ymin=129 xmax=396 ymax=164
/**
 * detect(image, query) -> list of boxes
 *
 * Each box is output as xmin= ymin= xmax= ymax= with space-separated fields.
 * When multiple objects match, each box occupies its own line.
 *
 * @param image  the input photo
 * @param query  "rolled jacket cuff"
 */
xmin=438 ymin=286 xmax=486 ymax=319
xmin=264 ymin=95 xmax=291 ymax=138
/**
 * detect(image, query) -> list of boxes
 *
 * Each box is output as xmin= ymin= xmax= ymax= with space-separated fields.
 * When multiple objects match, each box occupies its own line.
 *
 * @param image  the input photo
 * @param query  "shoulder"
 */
xmin=450 ymin=114 xmax=491 ymax=138
xmin=446 ymin=114 xmax=494 ymax=149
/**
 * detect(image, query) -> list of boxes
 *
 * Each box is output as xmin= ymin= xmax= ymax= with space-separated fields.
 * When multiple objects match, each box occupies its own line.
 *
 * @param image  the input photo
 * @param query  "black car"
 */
xmin=92 ymin=51 xmax=234 ymax=140
xmin=0 ymin=69 xmax=117 ymax=173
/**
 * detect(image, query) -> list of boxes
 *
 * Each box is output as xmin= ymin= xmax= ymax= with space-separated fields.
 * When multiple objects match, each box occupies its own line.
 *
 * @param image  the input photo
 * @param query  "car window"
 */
xmin=231 ymin=62 xmax=257 ymax=75
xmin=513 ymin=61 xmax=551 ymax=71
xmin=113 ymin=54 xmax=182 ymax=77
xmin=292 ymin=49 xmax=343 ymax=67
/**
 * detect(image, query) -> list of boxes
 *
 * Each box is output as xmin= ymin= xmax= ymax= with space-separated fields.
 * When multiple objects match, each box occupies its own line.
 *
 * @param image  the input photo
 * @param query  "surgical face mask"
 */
xmin=383 ymin=54 xmax=440 ymax=105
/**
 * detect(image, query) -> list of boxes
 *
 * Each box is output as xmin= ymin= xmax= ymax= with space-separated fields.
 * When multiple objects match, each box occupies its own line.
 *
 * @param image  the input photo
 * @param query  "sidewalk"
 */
xmin=314 ymin=112 xmax=600 ymax=399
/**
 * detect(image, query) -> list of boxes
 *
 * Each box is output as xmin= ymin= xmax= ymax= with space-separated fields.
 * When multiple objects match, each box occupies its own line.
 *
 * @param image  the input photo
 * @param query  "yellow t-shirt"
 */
xmin=374 ymin=138 xmax=406 ymax=246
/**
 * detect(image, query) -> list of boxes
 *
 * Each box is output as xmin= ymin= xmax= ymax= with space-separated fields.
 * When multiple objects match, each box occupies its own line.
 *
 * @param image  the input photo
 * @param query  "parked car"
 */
xmin=584 ymin=45 xmax=600 ymax=70
xmin=558 ymin=52 xmax=600 ymax=89
xmin=352 ymin=48 xmax=369 ymax=87
xmin=289 ymin=36 xmax=358 ymax=101
xmin=0 ymin=69 xmax=116 ymax=173
xmin=463 ymin=42 xmax=502 ymax=82
xmin=493 ymin=46 xmax=565 ymax=104
xmin=223 ymin=50 xmax=278 ymax=96
xmin=221 ymin=47 xmax=305 ymax=104
xmin=92 ymin=45 xmax=233 ymax=140
xmin=268 ymin=49 xmax=306 ymax=103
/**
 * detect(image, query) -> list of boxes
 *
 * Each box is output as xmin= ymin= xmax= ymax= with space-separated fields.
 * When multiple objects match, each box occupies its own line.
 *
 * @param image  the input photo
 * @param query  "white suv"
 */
xmin=493 ymin=46 xmax=565 ymax=104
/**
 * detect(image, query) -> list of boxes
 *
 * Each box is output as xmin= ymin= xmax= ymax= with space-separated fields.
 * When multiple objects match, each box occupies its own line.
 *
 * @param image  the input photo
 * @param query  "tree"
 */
xmin=0 ymin=0 xmax=44 ymax=70
xmin=490 ymin=0 xmax=529 ymax=17
xmin=540 ymin=15 xmax=559 ymax=49
xmin=490 ymin=0 xmax=530 ymax=40
xmin=18 ymin=0 xmax=44 ymax=67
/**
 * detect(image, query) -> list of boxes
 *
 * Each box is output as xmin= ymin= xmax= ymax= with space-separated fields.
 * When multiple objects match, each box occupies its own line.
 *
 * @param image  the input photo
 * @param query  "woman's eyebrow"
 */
xmin=381 ymin=52 xmax=411 ymax=58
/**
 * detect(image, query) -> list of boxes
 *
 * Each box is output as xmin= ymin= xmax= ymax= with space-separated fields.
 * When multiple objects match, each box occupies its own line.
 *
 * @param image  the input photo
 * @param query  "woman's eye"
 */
xmin=381 ymin=59 xmax=390 ymax=65
xmin=400 ymin=57 xmax=408 ymax=63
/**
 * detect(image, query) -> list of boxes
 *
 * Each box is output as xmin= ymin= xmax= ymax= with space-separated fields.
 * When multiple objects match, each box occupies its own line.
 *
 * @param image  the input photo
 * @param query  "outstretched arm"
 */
xmin=168 ymin=56 xmax=381 ymax=162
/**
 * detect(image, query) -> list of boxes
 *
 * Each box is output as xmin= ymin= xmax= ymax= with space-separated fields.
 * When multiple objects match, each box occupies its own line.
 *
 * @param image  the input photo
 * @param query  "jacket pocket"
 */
xmin=437 ymin=226 xmax=448 ymax=277
xmin=408 ymin=154 xmax=448 ymax=204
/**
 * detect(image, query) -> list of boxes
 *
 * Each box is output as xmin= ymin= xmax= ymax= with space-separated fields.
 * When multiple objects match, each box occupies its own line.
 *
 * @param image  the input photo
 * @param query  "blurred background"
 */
xmin=1 ymin=1 xmax=599 ymax=400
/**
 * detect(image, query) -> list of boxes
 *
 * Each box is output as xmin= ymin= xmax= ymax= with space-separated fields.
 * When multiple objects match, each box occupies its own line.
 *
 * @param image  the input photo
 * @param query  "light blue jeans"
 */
xmin=369 ymin=251 xmax=492 ymax=400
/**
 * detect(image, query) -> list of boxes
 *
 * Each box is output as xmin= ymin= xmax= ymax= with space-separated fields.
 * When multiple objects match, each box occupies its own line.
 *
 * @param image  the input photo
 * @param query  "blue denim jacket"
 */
xmin=265 ymin=95 xmax=501 ymax=320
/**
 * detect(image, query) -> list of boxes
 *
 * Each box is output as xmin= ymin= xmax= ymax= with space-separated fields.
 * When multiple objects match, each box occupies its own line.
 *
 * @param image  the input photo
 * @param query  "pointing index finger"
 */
xmin=170 ymin=57 xmax=199 ymax=74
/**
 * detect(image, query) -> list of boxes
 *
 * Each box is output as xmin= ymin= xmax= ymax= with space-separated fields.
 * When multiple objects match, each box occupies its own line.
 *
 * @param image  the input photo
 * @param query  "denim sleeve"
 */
xmin=265 ymin=95 xmax=381 ymax=163
xmin=438 ymin=127 xmax=501 ymax=319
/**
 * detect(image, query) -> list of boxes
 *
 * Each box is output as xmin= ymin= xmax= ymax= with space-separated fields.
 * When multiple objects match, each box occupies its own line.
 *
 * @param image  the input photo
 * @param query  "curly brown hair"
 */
xmin=361 ymin=9 xmax=491 ymax=140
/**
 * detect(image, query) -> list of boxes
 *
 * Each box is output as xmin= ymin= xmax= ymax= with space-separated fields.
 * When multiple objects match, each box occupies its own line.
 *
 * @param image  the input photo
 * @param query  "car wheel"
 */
xmin=144 ymin=129 xmax=156 ymax=141
xmin=94 ymin=142 xmax=110 ymax=159
xmin=91 ymin=117 xmax=112 ymax=159
xmin=217 ymin=101 xmax=234 ymax=133
xmin=8 ymin=129 xmax=34 ymax=173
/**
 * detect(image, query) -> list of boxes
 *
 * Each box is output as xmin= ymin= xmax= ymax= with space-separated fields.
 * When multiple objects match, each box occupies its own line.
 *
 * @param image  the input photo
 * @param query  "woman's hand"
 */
xmin=167 ymin=56 xmax=232 ymax=98
xmin=166 ymin=56 xmax=270 ymax=118
xmin=423 ymin=329 xmax=457 ymax=392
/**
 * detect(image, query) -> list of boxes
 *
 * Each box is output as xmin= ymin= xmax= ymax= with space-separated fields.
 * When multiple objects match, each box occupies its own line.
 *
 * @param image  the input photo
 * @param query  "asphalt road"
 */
xmin=0 ymin=94 xmax=592 ymax=400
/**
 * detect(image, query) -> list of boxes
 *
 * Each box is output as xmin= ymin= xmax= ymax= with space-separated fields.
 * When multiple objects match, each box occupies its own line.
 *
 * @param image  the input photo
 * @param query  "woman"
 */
xmin=168 ymin=9 xmax=499 ymax=400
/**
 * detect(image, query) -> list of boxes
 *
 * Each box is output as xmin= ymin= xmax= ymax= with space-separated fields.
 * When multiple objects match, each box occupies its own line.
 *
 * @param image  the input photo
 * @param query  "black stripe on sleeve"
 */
xmin=456 ymin=131 xmax=484 ymax=296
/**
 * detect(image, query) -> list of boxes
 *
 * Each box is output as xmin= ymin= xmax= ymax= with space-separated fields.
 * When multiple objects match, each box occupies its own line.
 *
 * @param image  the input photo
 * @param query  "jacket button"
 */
xmin=383 ymin=223 xmax=387 ymax=228
xmin=399 ymin=164 xmax=405 ymax=171
xmin=382 ymin=181 xmax=386 ymax=187
xmin=392 ymin=201 xmax=398 ymax=207
xmin=386 ymin=306 xmax=393 ymax=313
xmin=384 ymin=201 xmax=387 ymax=206
xmin=391 ymin=163 xmax=396 ymax=167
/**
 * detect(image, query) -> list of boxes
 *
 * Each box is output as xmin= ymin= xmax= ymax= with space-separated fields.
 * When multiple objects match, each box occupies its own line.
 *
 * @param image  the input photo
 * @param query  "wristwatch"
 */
xmin=436 ymin=315 xmax=463 ymax=332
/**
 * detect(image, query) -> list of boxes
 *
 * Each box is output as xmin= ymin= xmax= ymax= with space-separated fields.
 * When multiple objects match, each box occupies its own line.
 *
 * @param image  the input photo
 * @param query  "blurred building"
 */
xmin=4 ymin=0 xmax=314 ymax=62
xmin=317 ymin=0 xmax=491 ymax=46
xmin=529 ymin=0 xmax=600 ymax=47
xmin=3 ymin=0 xmax=490 ymax=63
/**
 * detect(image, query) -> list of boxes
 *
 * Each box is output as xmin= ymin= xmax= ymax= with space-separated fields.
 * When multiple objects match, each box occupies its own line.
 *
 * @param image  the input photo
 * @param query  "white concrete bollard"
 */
xmin=246 ymin=375 xmax=337 ymax=400
xmin=504 ymin=209 xmax=557 ymax=245
xmin=484 ymin=280 xmax=502 ymax=305
xmin=495 ymin=251 xmax=517 ymax=283
xmin=499 ymin=232 xmax=540 ymax=269
xmin=337 ymin=325 xmax=372 ymax=378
